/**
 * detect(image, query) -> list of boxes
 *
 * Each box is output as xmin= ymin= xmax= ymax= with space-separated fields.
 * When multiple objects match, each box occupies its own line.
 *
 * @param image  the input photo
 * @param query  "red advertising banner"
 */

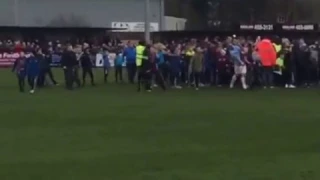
xmin=0 ymin=52 xmax=20 ymax=67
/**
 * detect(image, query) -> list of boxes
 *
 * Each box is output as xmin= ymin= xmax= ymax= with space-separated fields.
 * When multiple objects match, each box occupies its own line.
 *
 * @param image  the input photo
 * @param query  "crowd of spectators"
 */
xmin=6 ymin=34 xmax=320 ymax=92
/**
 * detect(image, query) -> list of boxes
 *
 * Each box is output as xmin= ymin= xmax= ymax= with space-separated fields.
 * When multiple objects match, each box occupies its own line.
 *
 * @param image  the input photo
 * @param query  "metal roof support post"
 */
xmin=144 ymin=0 xmax=150 ymax=43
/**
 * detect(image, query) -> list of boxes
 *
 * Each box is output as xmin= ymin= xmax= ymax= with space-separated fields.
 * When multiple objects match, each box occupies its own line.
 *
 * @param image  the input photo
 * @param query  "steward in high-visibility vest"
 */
xmin=136 ymin=41 xmax=147 ymax=67
xmin=273 ymin=43 xmax=283 ymax=75
xmin=183 ymin=47 xmax=195 ymax=83
xmin=273 ymin=53 xmax=285 ymax=76
xmin=185 ymin=49 xmax=195 ymax=57
xmin=136 ymin=43 xmax=152 ymax=92
xmin=273 ymin=43 xmax=282 ymax=57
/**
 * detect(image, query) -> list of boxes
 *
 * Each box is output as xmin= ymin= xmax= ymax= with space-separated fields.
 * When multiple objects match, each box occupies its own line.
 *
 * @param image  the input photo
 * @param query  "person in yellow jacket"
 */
xmin=183 ymin=46 xmax=195 ymax=83
xmin=136 ymin=41 xmax=153 ymax=92
xmin=273 ymin=43 xmax=282 ymax=57
xmin=136 ymin=41 xmax=147 ymax=68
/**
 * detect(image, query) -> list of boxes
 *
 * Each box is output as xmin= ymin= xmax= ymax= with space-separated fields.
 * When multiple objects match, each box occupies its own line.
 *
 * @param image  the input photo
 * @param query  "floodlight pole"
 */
xmin=144 ymin=0 xmax=150 ymax=43
xmin=14 ymin=0 xmax=19 ymax=26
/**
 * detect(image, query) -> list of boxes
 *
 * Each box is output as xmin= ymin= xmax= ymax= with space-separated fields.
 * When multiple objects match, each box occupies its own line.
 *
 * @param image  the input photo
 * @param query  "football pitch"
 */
xmin=0 ymin=69 xmax=319 ymax=180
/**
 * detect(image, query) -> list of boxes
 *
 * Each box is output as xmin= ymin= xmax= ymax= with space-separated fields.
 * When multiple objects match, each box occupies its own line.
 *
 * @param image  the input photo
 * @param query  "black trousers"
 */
xmin=180 ymin=61 xmax=189 ymax=83
xmin=38 ymin=68 xmax=57 ymax=87
xmin=193 ymin=72 xmax=201 ymax=88
xmin=170 ymin=70 xmax=180 ymax=86
xmin=301 ymin=66 xmax=312 ymax=86
xmin=159 ymin=63 xmax=170 ymax=83
xmin=249 ymin=65 xmax=263 ymax=89
xmin=202 ymin=63 xmax=217 ymax=85
xmin=153 ymin=70 xmax=166 ymax=90
xmin=262 ymin=66 xmax=274 ymax=87
xmin=103 ymin=67 xmax=109 ymax=83
xmin=115 ymin=66 xmax=123 ymax=82
xmin=65 ymin=67 xmax=81 ymax=90
xmin=27 ymin=75 xmax=37 ymax=90
xmin=217 ymin=69 xmax=230 ymax=86
xmin=82 ymin=67 xmax=94 ymax=86
xmin=137 ymin=68 xmax=152 ymax=91
xmin=17 ymin=73 xmax=25 ymax=92
xmin=126 ymin=63 xmax=136 ymax=83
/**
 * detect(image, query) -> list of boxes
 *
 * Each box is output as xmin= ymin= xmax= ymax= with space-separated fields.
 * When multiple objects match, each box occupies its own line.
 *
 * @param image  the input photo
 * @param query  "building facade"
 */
xmin=0 ymin=0 xmax=164 ymax=29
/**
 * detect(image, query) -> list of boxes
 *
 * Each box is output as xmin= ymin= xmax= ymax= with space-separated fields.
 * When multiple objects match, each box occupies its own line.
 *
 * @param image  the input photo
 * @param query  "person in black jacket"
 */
xmin=80 ymin=48 xmax=95 ymax=86
xmin=37 ymin=48 xmax=58 ymax=87
xmin=36 ymin=48 xmax=46 ymax=87
xmin=61 ymin=45 xmax=81 ymax=90
xmin=283 ymin=45 xmax=295 ymax=88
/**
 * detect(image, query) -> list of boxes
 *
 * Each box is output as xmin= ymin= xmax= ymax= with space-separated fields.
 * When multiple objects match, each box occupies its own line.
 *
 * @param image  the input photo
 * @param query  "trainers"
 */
xmin=289 ymin=84 xmax=296 ymax=88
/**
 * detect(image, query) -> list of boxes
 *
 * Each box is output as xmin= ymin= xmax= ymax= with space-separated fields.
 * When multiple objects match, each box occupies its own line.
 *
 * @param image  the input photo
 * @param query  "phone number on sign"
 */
xmin=240 ymin=24 xmax=274 ymax=31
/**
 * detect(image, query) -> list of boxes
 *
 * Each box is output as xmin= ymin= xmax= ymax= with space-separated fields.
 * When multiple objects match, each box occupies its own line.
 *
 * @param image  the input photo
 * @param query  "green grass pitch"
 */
xmin=0 ymin=68 xmax=319 ymax=180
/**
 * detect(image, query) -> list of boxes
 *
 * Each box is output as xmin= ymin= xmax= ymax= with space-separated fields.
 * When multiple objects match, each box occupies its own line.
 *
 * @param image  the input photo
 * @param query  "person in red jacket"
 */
xmin=256 ymin=38 xmax=277 ymax=88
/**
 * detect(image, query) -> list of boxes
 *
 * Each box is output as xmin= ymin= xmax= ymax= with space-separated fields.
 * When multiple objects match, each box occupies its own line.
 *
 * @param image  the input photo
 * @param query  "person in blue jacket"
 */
xmin=168 ymin=47 xmax=182 ymax=89
xmin=114 ymin=51 xmax=124 ymax=83
xmin=123 ymin=42 xmax=136 ymax=83
xmin=26 ymin=51 xmax=40 ymax=94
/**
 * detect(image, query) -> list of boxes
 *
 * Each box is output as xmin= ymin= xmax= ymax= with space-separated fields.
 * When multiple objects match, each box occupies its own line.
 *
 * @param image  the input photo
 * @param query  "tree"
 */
xmin=190 ymin=0 xmax=271 ymax=24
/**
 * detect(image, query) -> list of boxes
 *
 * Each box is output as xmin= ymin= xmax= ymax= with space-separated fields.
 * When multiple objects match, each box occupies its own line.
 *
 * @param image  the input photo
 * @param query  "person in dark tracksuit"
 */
xmin=61 ymin=45 xmax=81 ymax=90
xmin=37 ymin=48 xmax=57 ymax=87
xmin=26 ymin=52 xmax=40 ymax=94
xmin=249 ymin=48 xmax=263 ymax=89
xmin=103 ymin=49 xmax=111 ymax=83
xmin=283 ymin=46 xmax=296 ymax=88
xmin=12 ymin=51 xmax=27 ymax=92
xmin=37 ymin=49 xmax=46 ymax=87
xmin=41 ymin=49 xmax=58 ymax=86
xmin=169 ymin=47 xmax=182 ymax=89
xmin=80 ymin=48 xmax=95 ymax=86
xmin=114 ymin=51 xmax=124 ymax=83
